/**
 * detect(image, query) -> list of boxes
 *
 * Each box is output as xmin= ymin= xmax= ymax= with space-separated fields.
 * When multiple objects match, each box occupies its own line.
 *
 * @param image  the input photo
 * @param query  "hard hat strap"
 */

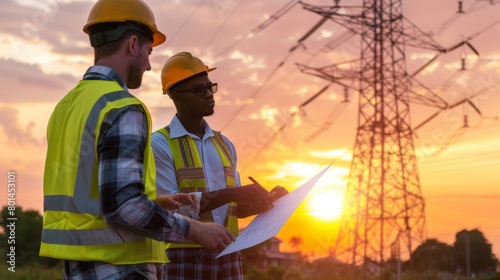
xmin=89 ymin=21 xmax=153 ymax=47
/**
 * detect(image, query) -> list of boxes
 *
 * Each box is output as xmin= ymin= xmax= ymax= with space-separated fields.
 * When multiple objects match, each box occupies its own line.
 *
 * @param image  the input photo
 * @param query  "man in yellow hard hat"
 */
xmin=40 ymin=1 xmax=234 ymax=279
xmin=152 ymin=52 xmax=288 ymax=279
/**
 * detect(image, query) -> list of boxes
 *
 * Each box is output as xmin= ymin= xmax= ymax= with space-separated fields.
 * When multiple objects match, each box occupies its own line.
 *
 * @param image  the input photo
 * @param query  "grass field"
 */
xmin=0 ymin=262 xmax=63 ymax=280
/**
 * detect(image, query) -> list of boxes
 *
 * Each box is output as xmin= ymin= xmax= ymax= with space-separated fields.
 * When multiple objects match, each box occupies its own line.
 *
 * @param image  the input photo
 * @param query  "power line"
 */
xmin=426 ymin=194 xmax=500 ymax=200
xmin=163 ymin=0 xmax=207 ymax=47
xmin=214 ymin=0 xmax=300 ymax=58
xmin=217 ymin=4 xmax=345 ymax=131
xmin=303 ymin=101 xmax=350 ymax=143
xmin=200 ymin=0 xmax=244 ymax=56
xmin=429 ymin=0 xmax=500 ymax=36
xmin=420 ymin=153 xmax=500 ymax=170
xmin=217 ymin=50 xmax=297 ymax=131
xmin=239 ymin=83 xmax=334 ymax=172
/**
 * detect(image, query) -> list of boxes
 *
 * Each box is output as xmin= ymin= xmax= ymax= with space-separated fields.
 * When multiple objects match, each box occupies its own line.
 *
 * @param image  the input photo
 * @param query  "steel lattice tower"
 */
xmin=297 ymin=0 xmax=435 ymax=265
xmin=339 ymin=0 xmax=426 ymax=265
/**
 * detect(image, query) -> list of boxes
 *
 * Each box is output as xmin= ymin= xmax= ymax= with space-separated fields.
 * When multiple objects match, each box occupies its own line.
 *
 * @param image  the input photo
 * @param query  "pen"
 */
xmin=248 ymin=176 xmax=262 ymax=187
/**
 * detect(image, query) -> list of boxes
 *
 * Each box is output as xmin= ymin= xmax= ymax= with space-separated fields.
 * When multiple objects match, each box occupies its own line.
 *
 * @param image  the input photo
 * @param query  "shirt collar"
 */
xmin=83 ymin=65 xmax=127 ymax=90
xmin=168 ymin=114 xmax=215 ymax=140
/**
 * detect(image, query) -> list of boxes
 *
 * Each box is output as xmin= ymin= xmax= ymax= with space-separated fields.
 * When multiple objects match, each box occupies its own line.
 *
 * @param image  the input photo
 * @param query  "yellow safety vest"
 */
xmin=155 ymin=127 xmax=239 ymax=249
xmin=40 ymin=80 xmax=166 ymax=264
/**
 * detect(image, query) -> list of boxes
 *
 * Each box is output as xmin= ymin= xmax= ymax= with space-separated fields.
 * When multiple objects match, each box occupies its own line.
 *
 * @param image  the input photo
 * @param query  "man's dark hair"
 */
xmin=88 ymin=22 xmax=153 ymax=62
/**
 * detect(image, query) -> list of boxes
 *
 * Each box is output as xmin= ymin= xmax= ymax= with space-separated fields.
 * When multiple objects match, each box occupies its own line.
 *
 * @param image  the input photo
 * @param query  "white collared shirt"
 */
xmin=151 ymin=115 xmax=241 ymax=225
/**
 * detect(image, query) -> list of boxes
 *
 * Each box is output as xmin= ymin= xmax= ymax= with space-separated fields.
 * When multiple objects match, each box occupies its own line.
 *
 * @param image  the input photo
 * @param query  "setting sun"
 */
xmin=308 ymin=190 xmax=344 ymax=221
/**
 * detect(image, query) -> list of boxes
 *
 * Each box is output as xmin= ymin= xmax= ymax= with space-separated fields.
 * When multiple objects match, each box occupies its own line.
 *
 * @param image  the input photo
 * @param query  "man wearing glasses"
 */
xmin=151 ymin=52 xmax=287 ymax=279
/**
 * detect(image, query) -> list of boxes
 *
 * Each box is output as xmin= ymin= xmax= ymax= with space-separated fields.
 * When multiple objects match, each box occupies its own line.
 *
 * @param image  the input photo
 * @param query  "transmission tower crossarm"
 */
xmin=299 ymin=1 xmax=365 ymax=35
xmin=409 ymin=54 xmax=441 ymax=78
xmin=299 ymin=84 xmax=331 ymax=107
xmin=408 ymin=78 xmax=448 ymax=109
xmin=403 ymin=12 xmax=498 ymax=54
xmin=402 ymin=17 xmax=444 ymax=52
xmin=302 ymin=2 xmax=444 ymax=53
xmin=413 ymin=96 xmax=483 ymax=132
xmin=444 ymin=39 xmax=474 ymax=54
xmin=297 ymin=15 xmax=331 ymax=45
xmin=466 ymin=100 xmax=482 ymax=116
xmin=447 ymin=98 xmax=482 ymax=116
xmin=299 ymin=1 xmax=363 ymax=15
xmin=440 ymin=17 xmax=500 ymax=55
xmin=296 ymin=60 xmax=360 ymax=90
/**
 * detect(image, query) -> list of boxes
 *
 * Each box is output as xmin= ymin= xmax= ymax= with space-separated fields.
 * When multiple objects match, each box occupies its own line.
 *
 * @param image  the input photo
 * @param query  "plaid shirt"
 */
xmin=63 ymin=66 xmax=190 ymax=280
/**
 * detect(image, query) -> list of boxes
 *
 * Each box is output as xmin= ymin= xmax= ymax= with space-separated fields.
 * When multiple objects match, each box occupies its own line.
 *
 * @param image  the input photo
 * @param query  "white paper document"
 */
xmin=216 ymin=163 xmax=332 ymax=258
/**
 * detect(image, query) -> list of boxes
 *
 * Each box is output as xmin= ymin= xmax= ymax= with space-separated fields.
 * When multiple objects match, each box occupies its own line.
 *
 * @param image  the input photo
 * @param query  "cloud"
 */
xmin=0 ymin=0 xmax=31 ymax=35
xmin=309 ymin=148 xmax=352 ymax=161
xmin=1 ymin=0 xmax=91 ymax=55
xmin=0 ymin=58 xmax=76 ymax=103
xmin=0 ymin=106 xmax=41 ymax=146
xmin=249 ymin=105 xmax=281 ymax=127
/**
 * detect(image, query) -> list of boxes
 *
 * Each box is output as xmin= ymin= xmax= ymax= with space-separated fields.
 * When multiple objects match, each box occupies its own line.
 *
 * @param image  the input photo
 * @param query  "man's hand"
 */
xmin=199 ymin=184 xmax=271 ymax=215
xmin=235 ymin=183 xmax=273 ymax=209
xmin=237 ymin=185 xmax=288 ymax=218
xmin=269 ymin=185 xmax=288 ymax=202
xmin=157 ymin=193 xmax=198 ymax=211
xmin=186 ymin=220 xmax=235 ymax=251
xmin=198 ymin=180 xmax=285 ymax=215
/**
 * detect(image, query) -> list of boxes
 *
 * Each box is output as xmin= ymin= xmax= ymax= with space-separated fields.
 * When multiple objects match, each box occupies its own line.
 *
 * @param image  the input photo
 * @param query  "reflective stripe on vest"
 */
xmin=41 ymin=80 xmax=165 ymax=264
xmin=156 ymin=127 xmax=239 ymax=248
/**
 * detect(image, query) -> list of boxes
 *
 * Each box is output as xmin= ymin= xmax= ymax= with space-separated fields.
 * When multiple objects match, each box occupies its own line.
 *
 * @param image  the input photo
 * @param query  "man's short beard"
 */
xmin=128 ymin=65 xmax=143 ymax=89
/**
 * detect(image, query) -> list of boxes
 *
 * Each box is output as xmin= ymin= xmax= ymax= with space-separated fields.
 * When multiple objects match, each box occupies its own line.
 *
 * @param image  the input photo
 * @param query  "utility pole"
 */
xmin=466 ymin=233 xmax=471 ymax=280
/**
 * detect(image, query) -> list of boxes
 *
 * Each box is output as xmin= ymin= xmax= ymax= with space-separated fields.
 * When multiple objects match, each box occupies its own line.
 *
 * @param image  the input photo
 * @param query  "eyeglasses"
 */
xmin=172 ymin=83 xmax=218 ymax=97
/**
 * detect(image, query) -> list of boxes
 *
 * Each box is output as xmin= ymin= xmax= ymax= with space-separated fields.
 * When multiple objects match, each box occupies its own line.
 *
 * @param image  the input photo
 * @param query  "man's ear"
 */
xmin=127 ymin=35 xmax=139 ymax=55
xmin=169 ymin=92 xmax=180 ymax=102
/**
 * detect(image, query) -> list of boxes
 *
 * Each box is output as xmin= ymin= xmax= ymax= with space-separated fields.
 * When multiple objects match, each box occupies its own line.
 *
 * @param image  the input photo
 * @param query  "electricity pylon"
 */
xmin=296 ymin=0 xmax=451 ymax=266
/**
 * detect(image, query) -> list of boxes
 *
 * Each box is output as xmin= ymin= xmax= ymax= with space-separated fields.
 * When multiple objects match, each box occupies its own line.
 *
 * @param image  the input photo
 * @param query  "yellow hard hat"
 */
xmin=83 ymin=0 xmax=166 ymax=47
xmin=161 ymin=52 xmax=216 ymax=94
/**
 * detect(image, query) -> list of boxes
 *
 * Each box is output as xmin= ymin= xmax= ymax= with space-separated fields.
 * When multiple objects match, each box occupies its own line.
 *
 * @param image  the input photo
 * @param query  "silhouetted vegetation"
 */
xmin=454 ymin=229 xmax=497 ymax=274
xmin=0 ymin=206 xmax=58 ymax=268
xmin=405 ymin=229 xmax=498 ymax=279
xmin=410 ymin=238 xmax=454 ymax=272
xmin=240 ymin=239 xmax=273 ymax=273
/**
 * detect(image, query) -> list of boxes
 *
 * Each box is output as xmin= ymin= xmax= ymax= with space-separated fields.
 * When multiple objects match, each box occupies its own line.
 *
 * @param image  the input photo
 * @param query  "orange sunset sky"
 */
xmin=1 ymin=0 xmax=500 ymax=261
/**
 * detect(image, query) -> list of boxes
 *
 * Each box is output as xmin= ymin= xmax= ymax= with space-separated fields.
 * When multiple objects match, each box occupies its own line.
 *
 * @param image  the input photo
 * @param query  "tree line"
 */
xmin=408 ymin=229 xmax=498 ymax=277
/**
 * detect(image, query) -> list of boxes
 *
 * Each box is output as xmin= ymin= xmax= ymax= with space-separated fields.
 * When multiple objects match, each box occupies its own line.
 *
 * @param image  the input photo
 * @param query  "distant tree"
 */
xmin=453 ymin=229 xmax=498 ymax=276
xmin=409 ymin=238 xmax=454 ymax=272
xmin=327 ymin=246 xmax=335 ymax=257
xmin=245 ymin=267 xmax=271 ymax=280
xmin=0 ymin=206 xmax=57 ymax=267
xmin=486 ymin=272 xmax=500 ymax=280
xmin=267 ymin=265 xmax=286 ymax=279
xmin=289 ymin=236 xmax=302 ymax=252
